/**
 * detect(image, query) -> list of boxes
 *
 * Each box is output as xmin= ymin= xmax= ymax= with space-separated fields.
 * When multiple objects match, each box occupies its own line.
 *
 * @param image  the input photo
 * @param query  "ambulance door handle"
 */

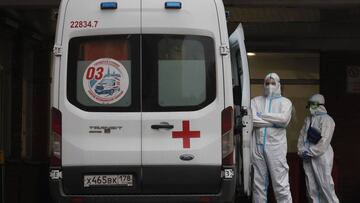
xmin=151 ymin=122 xmax=174 ymax=130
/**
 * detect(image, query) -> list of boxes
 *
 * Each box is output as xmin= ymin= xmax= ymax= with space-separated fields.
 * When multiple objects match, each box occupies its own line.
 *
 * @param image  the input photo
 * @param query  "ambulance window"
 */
xmin=67 ymin=35 xmax=140 ymax=112
xmin=236 ymin=50 xmax=243 ymax=85
xmin=142 ymin=35 xmax=216 ymax=111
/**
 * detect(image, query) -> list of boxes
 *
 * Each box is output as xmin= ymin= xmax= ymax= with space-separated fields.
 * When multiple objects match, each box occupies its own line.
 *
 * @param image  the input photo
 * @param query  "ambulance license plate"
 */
xmin=83 ymin=174 xmax=133 ymax=187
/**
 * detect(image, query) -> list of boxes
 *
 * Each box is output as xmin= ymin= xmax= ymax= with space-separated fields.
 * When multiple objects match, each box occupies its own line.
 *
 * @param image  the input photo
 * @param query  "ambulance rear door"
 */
xmin=58 ymin=0 xmax=142 ymax=195
xmin=229 ymin=24 xmax=253 ymax=196
xmin=140 ymin=0 xmax=224 ymax=194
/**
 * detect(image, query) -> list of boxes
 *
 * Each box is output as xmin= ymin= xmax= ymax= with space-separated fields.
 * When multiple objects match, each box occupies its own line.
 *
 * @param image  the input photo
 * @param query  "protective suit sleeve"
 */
xmin=261 ymin=100 xmax=292 ymax=128
xmin=253 ymin=114 xmax=274 ymax=128
xmin=297 ymin=118 xmax=308 ymax=156
xmin=251 ymin=99 xmax=273 ymax=128
xmin=308 ymin=117 xmax=335 ymax=157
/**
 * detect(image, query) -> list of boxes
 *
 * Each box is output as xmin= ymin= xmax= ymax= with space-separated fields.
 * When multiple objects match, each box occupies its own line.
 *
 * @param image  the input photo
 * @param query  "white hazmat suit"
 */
xmin=297 ymin=94 xmax=339 ymax=203
xmin=251 ymin=73 xmax=293 ymax=203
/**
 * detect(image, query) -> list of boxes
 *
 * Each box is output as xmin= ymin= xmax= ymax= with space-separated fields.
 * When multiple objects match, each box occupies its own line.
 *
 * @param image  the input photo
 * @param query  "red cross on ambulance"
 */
xmin=172 ymin=120 xmax=201 ymax=149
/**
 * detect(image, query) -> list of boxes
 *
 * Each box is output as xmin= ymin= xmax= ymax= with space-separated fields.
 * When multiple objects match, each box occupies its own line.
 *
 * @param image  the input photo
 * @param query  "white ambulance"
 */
xmin=49 ymin=0 xmax=252 ymax=202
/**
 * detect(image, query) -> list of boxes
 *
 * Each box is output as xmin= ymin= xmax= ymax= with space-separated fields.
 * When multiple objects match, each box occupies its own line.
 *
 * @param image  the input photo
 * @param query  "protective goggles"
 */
xmin=306 ymin=101 xmax=324 ymax=109
xmin=264 ymin=81 xmax=276 ymax=86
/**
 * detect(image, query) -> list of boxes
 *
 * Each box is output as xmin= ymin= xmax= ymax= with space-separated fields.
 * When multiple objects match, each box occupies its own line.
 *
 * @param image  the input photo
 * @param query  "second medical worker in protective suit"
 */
xmin=251 ymin=73 xmax=293 ymax=203
xmin=297 ymin=94 xmax=339 ymax=203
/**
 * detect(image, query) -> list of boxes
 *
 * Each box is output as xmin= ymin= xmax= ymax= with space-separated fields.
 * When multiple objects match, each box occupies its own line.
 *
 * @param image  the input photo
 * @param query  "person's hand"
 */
xmin=302 ymin=151 xmax=311 ymax=161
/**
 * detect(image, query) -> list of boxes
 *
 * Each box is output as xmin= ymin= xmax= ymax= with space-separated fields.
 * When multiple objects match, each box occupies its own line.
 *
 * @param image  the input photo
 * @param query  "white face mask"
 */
xmin=309 ymin=108 xmax=316 ymax=115
xmin=309 ymin=105 xmax=318 ymax=115
xmin=264 ymin=85 xmax=277 ymax=97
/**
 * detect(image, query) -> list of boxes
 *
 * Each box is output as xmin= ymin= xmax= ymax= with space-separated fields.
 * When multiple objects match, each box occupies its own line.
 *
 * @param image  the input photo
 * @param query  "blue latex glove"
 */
xmin=256 ymin=112 xmax=262 ymax=117
xmin=302 ymin=151 xmax=311 ymax=161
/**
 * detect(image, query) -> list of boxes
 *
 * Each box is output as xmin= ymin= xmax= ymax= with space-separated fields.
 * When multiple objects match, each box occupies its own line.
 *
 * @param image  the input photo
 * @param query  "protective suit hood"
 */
xmin=264 ymin=73 xmax=282 ymax=97
xmin=309 ymin=94 xmax=327 ymax=115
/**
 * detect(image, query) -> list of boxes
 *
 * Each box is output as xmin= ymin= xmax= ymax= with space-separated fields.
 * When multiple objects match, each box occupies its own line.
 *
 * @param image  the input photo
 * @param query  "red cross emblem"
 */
xmin=172 ymin=120 xmax=201 ymax=149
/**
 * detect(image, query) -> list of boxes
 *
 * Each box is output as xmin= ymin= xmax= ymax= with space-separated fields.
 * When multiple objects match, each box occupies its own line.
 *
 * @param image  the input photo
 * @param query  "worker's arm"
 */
xmin=308 ymin=116 xmax=335 ymax=157
xmin=261 ymin=99 xmax=292 ymax=128
xmin=253 ymin=113 xmax=274 ymax=128
xmin=297 ymin=118 xmax=309 ymax=156
xmin=251 ymin=99 xmax=273 ymax=128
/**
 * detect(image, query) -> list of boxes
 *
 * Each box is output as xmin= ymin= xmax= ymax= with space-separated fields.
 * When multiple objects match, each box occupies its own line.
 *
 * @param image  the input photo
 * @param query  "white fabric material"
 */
xmin=297 ymin=95 xmax=339 ymax=203
xmin=309 ymin=108 xmax=317 ymax=116
xmin=251 ymin=73 xmax=293 ymax=203
xmin=309 ymin=94 xmax=325 ymax=105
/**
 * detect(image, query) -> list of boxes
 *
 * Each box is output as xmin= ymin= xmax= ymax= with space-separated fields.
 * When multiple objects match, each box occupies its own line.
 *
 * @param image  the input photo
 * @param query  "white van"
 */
xmin=49 ymin=0 xmax=252 ymax=202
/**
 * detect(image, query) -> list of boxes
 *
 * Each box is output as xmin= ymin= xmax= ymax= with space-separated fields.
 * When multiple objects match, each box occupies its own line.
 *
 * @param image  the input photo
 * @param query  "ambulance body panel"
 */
xmin=49 ymin=0 xmax=252 ymax=202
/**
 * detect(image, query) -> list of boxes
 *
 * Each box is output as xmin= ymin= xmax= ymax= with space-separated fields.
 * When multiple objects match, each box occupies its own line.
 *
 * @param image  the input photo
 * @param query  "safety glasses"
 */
xmin=264 ymin=79 xmax=276 ymax=86
xmin=306 ymin=101 xmax=324 ymax=109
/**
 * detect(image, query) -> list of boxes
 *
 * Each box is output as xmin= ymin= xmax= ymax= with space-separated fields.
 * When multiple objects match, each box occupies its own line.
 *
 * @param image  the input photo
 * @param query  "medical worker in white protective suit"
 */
xmin=297 ymin=94 xmax=339 ymax=203
xmin=251 ymin=73 xmax=293 ymax=203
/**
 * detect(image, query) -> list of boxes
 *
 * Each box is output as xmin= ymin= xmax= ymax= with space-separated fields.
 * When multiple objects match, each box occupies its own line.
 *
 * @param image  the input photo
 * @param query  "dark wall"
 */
xmin=0 ymin=18 xmax=52 ymax=203
xmin=320 ymin=52 xmax=360 ymax=202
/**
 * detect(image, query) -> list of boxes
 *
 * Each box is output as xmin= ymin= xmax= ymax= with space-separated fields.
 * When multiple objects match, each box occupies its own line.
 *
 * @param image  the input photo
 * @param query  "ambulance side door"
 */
xmin=229 ymin=24 xmax=253 ymax=196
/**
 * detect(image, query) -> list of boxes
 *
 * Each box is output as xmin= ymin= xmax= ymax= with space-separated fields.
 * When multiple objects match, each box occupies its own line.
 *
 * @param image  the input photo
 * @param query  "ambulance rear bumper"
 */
xmin=49 ymin=166 xmax=236 ymax=203
xmin=50 ymin=179 xmax=235 ymax=203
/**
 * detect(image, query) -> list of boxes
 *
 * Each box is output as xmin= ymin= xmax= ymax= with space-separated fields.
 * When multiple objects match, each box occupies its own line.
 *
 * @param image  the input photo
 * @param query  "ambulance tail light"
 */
xmin=71 ymin=197 xmax=84 ymax=203
xmin=50 ymin=107 xmax=61 ymax=167
xmin=199 ymin=196 xmax=212 ymax=203
xmin=222 ymin=106 xmax=234 ymax=165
